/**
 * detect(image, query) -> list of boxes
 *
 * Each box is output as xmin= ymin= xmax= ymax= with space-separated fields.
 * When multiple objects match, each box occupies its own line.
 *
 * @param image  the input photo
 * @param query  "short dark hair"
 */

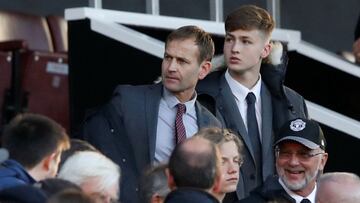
xmin=225 ymin=5 xmax=275 ymax=39
xmin=2 ymin=113 xmax=70 ymax=169
xmin=168 ymin=137 xmax=219 ymax=190
xmin=35 ymin=178 xmax=82 ymax=197
xmin=47 ymin=189 xmax=94 ymax=203
xmin=58 ymin=139 xmax=98 ymax=170
xmin=165 ymin=25 xmax=215 ymax=62
xmin=139 ymin=164 xmax=170 ymax=203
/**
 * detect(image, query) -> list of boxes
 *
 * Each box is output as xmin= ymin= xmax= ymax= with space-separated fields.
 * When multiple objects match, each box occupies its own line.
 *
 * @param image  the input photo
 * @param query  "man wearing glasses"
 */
xmin=238 ymin=118 xmax=328 ymax=203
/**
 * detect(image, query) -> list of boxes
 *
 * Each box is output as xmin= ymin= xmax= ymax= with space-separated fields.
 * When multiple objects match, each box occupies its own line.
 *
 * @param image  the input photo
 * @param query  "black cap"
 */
xmin=274 ymin=118 xmax=326 ymax=150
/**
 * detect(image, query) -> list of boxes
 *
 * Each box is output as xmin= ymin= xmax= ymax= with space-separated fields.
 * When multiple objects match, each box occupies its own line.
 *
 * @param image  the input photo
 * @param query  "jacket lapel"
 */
xmin=217 ymin=75 xmax=257 ymax=162
xmin=145 ymin=84 xmax=162 ymax=166
xmin=260 ymin=83 xmax=275 ymax=180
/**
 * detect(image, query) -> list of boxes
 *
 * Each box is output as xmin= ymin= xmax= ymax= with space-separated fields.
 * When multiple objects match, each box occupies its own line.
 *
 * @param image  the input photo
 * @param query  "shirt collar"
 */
xmin=278 ymin=178 xmax=317 ymax=203
xmin=162 ymin=87 xmax=197 ymax=116
xmin=225 ymin=69 xmax=262 ymax=102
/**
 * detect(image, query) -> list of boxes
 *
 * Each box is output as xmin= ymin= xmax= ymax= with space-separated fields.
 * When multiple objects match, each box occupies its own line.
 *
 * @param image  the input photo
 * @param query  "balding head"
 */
xmin=316 ymin=172 xmax=360 ymax=203
xmin=167 ymin=136 xmax=221 ymax=191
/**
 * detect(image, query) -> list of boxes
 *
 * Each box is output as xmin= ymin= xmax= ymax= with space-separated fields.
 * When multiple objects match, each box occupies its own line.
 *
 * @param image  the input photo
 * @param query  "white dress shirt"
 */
xmin=154 ymin=88 xmax=198 ymax=163
xmin=225 ymin=70 xmax=262 ymax=140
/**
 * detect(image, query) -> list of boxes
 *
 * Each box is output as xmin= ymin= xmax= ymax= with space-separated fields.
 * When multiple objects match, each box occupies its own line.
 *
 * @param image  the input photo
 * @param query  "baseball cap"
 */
xmin=274 ymin=118 xmax=326 ymax=150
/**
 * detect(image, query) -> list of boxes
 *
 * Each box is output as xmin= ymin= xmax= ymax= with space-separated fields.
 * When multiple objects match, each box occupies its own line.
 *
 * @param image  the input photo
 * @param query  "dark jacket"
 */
xmin=196 ymin=58 xmax=308 ymax=201
xmin=165 ymin=188 xmax=220 ymax=203
xmin=0 ymin=159 xmax=36 ymax=191
xmin=355 ymin=13 xmax=360 ymax=40
xmin=80 ymin=83 xmax=222 ymax=203
xmin=238 ymin=176 xmax=294 ymax=203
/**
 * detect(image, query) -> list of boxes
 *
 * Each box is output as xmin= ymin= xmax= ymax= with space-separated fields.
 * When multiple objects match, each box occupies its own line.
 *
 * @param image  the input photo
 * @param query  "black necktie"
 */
xmin=300 ymin=199 xmax=311 ymax=203
xmin=246 ymin=92 xmax=262 ymax=183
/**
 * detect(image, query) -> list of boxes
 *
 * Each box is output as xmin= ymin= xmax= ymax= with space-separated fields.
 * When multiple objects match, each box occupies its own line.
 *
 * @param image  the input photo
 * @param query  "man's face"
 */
xmin=223 ymin=29 xmax=270 ymax=76
xmin=81 ymin=177 xmax=119 ymax=203
xmin=162 ymin=38 xmax=210 ymax=101
xmin=219 ymin=141 xmax=241 ymax=193
xmin=276 ymin=141 xmax=327 ymax=195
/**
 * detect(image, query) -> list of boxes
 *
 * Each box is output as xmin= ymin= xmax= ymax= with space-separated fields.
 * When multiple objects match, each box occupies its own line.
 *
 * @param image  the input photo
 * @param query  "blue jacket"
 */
xmin=0 ymin=159 xmax=36 ymax=190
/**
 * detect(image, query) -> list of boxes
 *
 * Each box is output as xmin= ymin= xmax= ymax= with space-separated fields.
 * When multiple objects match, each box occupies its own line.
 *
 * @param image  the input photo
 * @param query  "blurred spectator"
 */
xmin=0 ymin=184 xmax=47 ymax=203
xmin=195 ymin=127 xmax=244 ymax=202
xmin=57 ymin=151 xmax=120 ymax=203
xmin=165 ymin=136 xmax=221 ymax=203
xmin=47 ymin=189 xmax=95 ymax=203
xmin=35 ymin=178 xmax=82 ymax=197
xmin=316 ymin=172 xmax=360 ymax=203
xmin=140 ymin=163 xmax=170 ymax=203
xmin=58 ymin=139 xmax=98 ymax=169
xmin=0 ymin=113 xmax=70 ymax=190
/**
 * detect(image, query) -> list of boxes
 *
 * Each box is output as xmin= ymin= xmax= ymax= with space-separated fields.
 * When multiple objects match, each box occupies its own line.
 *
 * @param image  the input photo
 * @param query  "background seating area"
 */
xmin=0 ymin=10 xmax=69 ymax=135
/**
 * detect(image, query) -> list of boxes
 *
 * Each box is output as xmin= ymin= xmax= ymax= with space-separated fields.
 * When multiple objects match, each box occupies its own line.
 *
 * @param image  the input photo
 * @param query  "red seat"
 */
xmin=0 ymin=10 xmax=70 ymax=133
xmin=46 ymin=15 xmax=68 ymax=53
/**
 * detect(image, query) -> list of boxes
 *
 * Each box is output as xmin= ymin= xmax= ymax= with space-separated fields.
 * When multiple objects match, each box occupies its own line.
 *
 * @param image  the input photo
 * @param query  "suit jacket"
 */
xmin=237 ymin=175 xmax=295 ymax=203
xmin=196 ymin=67 xmax=308 ymax=200
xmin=81 ymin=83 xmax=222 ymax=203
xmin=165 ymin=188 xmax=220 ymax=203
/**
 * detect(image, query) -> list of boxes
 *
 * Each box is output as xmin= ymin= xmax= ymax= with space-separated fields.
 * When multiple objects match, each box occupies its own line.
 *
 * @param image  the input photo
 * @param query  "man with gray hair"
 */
xmin=57 ymin=151 xmax=120 ymax=203
xmin=316 ymin=172 xmax=360 ymax=203
xmin=239 ymin=118 xmax=328 ymax=203
xmin=139 ymin=163 xmax=170 ymax=203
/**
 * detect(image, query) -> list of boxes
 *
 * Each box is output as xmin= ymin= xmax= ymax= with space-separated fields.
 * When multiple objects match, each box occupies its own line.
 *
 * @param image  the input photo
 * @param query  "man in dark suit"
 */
xmin=196 ymin=5 xmax=308 ymax=201
xmin=165 ymin=136 xmax=221 ymax=203
xmin=80 ymin=25 xmax=222 ymax=203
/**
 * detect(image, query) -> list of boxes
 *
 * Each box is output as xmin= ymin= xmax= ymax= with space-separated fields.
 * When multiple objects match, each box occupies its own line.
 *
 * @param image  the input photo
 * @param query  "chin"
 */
xmin=222 ymin=185 xmax=237 ymax=193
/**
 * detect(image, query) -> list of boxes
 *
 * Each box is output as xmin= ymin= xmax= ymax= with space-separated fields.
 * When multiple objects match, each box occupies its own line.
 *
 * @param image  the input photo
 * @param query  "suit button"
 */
xmin=250 ymin=174 xmax=255 ymax=180
xmin=122 ymin=158 xmax=126 ymax=162
xmin=110 ymin=128 xmax=114 ymax=133
xmin=135 ymin=188 xmax=139 ymax=192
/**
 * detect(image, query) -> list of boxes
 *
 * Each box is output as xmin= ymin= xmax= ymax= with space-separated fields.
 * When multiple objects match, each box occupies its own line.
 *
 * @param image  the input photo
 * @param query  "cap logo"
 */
xmin=289 ymin=119 xmax=306 ymax=132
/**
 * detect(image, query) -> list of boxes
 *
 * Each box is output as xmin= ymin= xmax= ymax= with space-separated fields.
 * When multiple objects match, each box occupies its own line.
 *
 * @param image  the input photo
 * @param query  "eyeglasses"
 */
xmin=275 ymin=148 xmax=324 ymax=161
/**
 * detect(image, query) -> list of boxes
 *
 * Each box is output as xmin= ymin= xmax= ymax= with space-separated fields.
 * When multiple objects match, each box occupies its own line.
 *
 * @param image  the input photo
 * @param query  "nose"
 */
xmin=227 ymin=161 xmax=238 ymax=174
xmin=288 ymin=153 xmax=301 ymax=166
xmin=231 ymin=41 xmax=241 ymax=53
xmin=167 ymin=59 xmax=178 ymax=72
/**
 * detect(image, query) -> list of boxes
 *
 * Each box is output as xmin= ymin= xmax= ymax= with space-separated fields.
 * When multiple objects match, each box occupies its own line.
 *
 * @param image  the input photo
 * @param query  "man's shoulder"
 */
xmin=0 ymin=161 xmax=31 ymax=190
xmin=112 ymin=83 xmax=158 ymax=95
xmin=283 ymin=86 xmax=304 ymax=100
xmin=197 ymin=70 xmax=225 ymax=94
xmin=238 ymin=176 xmax=289 ymax=203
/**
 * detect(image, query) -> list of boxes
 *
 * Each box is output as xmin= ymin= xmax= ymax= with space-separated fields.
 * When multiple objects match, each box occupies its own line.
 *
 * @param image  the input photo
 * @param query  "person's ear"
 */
xmin=198 ymin=60 xmax=212 ymax=80
xmin=150 ymin=193 xmax=164 ymax=203
xmin=260 ymin=42 xmax=272 ymax=59
xmin=43 ymin=152 xmax=60 ymax=171
xmin=165 ymin=168 xmax=176 ymax=190
xmin=319 ymin=152 xmax=328 ymax=170
xmin=42 ymin=153 xmax=54 ymax=171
